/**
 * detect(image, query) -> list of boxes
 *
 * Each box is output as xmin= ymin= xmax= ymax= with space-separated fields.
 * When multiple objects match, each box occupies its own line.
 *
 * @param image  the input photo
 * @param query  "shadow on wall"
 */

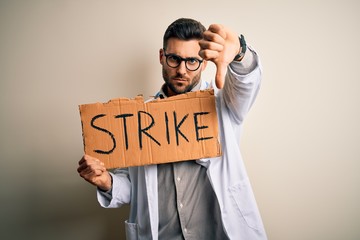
xmin=0 ymin=151 xmax=130 ymax=240
xmin=0 ymin=44 xmax=156 ymax=240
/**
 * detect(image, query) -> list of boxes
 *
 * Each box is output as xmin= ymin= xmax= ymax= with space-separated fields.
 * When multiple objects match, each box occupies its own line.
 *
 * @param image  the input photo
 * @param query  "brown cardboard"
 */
xmin=79 ymin=89 xmax=221 ymax=169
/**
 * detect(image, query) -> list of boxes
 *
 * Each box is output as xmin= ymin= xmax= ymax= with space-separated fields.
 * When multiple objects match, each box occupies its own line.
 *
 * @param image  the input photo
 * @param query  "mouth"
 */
xmin=172 ymin=77 xmax=187 ymax=82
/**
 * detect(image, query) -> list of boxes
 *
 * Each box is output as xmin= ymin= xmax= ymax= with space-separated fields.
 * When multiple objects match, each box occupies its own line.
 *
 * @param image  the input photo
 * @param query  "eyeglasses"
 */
xmin=163 ymin=49 xmax=203 ymax=71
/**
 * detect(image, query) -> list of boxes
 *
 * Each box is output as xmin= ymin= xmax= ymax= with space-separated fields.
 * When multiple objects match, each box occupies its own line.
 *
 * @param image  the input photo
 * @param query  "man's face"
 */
xmin=160 ymin=38 xmax=207 ymax=97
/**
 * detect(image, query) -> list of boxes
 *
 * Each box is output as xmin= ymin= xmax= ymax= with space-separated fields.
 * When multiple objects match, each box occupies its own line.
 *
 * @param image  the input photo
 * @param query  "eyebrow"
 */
xmin=164 ymin=51 xmax=202 ymax=61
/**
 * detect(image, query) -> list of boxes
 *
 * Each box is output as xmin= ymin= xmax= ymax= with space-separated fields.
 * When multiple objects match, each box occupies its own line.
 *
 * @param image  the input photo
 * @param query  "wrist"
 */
xmin=99 ymin=173 xmax=113 ymax=192
xmin=233 ymin=34 xmax=247 ymax=62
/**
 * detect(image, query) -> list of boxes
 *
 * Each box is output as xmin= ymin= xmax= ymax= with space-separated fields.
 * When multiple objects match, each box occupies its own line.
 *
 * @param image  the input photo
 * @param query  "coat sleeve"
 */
xmin=97 ymin=168 xmax=131 ymax=208
xmin=221 ymin=46 xmax=262 ymax=124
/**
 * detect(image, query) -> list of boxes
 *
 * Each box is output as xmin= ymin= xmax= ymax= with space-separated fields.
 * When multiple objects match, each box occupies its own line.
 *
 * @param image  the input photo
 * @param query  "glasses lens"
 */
xmin=166 ymin=55 xmax=181 ymax=68
xmin=185 ymin=58 xmax=200 ymax=71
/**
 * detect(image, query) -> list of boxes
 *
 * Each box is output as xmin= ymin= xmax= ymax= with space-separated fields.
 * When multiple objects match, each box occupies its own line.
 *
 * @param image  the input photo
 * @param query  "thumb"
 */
xmin=215 ymin=62 xmax=227 ymax=89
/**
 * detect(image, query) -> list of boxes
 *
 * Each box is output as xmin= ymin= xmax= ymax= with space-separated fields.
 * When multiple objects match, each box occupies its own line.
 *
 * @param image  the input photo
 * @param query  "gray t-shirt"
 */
xmin=157 ymin=161 xmax=229 ymax=240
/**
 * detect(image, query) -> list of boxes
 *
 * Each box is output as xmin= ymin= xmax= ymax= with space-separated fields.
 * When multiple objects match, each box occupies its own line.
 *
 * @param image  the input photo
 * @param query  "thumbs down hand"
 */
xmin=199 ymin=24 xmax=241 ymax=89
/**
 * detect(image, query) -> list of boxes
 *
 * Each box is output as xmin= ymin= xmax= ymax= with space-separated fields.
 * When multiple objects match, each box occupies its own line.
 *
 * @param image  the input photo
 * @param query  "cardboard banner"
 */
xmin=79 ymin=89 xmax=221 ymax=169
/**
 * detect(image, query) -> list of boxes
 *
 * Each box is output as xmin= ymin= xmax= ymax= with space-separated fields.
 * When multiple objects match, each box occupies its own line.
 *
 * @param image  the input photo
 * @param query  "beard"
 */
xmin=162 ymin=68 xmax=201 ymax=95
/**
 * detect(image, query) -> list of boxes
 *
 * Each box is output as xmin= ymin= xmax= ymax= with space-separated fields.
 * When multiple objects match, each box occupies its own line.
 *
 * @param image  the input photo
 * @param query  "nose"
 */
xmin=176 ymin=60 xmax=187 ymax=75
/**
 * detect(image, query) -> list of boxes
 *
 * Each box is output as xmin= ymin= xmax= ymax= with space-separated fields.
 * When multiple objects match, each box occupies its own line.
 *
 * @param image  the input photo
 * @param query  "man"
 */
xmin=78 ymin=18 xmax=267 ymax=240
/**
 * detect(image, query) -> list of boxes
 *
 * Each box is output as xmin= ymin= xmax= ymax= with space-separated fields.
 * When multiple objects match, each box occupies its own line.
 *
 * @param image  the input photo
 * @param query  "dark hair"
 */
xmin=163 ymin=18 xmax=206 ymax=49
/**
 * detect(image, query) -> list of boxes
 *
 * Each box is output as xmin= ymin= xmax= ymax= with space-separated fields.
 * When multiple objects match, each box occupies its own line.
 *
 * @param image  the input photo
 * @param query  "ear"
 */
xmin=159 ymin=48 xmax=165 ymax=65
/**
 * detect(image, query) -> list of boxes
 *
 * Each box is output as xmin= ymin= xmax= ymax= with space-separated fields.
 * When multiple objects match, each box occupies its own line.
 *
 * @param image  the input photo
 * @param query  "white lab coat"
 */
xmin=97 ymin=47 xmax=267 ymax=240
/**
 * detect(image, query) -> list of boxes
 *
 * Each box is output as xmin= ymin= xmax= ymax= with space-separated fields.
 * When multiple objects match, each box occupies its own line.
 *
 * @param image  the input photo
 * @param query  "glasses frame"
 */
xmin=163 ymin=49 xmax=204 ymax=71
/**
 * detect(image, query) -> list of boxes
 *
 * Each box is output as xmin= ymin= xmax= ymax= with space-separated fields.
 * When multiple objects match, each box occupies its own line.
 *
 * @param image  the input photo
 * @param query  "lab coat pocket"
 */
xmin=228 ymin=178 xmax=263 ymax=231
xmin=124 ymin=220 xmax=139 ymax=240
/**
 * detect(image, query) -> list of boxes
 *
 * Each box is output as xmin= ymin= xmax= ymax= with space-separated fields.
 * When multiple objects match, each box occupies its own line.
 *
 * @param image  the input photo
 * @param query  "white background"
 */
xmin=0 ymin=0 xmax=359 ymax=239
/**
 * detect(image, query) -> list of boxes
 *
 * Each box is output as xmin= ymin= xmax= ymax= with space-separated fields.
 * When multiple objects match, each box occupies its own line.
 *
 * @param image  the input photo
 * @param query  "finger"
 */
xmin=215 ymin=63 xmax=227 ymax=89
xmin=78 ymin=154 xmax=95 ymax=165
xmin=77 ymin=159 xmax=105 ymax=173
xmin=84 ymin=162 xmax=106 ymax=174
xmin=202 ymin=31 xmax=226 ymax=45
xmin=77 ymin=160 xmax=90 ymax=173
xmin=208 ymin=24 xmax=226 ymax=39
xmin=80 ymin=165 xmax=106 ymax=180
xmin=79 ymin=155 xmax=104 ymax=166
xmin=82 ymin=168 xmax=104 ymax=178
xmin=78 ymin=156 xmax=86 ymax=165
xmin=198 ymin=40 xmax=224 ymax=53
xmin=77 ymin=164 xmax=84 ymax=173
xmin=84 ymin=154 xmax=101 ymax=162
xmin=198 ymin=49 xmax=220 ymax=61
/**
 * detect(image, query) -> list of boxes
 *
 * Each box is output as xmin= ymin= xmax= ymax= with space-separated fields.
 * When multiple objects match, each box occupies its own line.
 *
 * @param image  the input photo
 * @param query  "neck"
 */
xmin=162 ymin=80 xmax=202 ymax=98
